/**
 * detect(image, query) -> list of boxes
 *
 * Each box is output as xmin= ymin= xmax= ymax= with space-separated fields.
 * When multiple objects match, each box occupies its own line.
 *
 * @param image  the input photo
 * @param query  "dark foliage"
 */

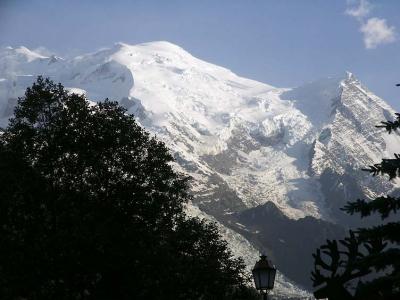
xmin=0 ymin=77 xmax=256 ymax=300
xmin=376 ymin=112 xmax=400 ymax=134
xmin=311 ymin=87 xmax=400 ymax=300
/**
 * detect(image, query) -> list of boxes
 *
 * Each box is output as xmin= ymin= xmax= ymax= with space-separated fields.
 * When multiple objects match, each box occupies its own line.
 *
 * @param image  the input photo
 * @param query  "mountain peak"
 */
xmin=104 ymin=41 xmax=191 ymax=59
xmin=342 ymin=71 xmax=361 ymax=87
xmin=0 ymin=42 xmax=398 ymax=296
xmin=345 ymin=71 xmax=355 ymax=80
xmin=10 ymin=46 xmax=48 ymax=62
xmin=136 ymin=40 xmax=186 ymax=51
xmin=0 ymin=43 xmax=396 ymax=218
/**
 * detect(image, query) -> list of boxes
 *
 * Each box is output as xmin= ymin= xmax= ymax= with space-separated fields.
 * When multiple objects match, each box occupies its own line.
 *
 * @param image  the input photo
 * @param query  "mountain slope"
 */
xmin=231 ymin=201 xmax=345 ymax=289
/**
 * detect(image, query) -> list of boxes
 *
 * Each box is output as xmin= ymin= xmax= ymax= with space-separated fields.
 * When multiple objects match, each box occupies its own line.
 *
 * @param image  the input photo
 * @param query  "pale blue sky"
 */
xmin=1 ymin=0 xmax=399 ymax=107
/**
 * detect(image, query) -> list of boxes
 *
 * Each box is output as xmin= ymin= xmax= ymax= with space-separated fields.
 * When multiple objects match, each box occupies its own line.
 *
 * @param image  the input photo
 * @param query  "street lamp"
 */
xmin=252 ymin=254 xmax=277 ymax=300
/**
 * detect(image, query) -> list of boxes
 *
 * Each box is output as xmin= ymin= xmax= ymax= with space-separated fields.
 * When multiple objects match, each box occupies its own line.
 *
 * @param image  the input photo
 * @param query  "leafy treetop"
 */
xmin=0 ymin=77 xmax=257 ymax=300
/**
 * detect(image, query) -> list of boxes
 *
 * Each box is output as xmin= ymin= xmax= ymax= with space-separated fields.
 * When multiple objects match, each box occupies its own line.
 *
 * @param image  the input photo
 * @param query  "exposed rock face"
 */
xmin=1 ymin=43 xmax=399 ymax=295
xmin=231 ymin=201 xmax=345 ymax=289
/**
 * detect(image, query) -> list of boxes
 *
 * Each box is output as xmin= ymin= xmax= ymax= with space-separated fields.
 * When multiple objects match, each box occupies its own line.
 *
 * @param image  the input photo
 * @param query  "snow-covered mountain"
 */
xmin=1 ymin=41 xmax=399 ymax=296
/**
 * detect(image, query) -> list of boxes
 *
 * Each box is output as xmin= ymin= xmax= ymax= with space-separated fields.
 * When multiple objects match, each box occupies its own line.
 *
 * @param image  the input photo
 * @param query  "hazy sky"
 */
xmin=1 ymin=0 xmax=399 ymax=107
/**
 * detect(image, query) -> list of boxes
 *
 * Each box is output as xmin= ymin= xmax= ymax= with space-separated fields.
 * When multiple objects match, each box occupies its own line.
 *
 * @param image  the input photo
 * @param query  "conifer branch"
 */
xmin=358 ymin=222 xmax=400 ymax=244
xmin=376 ymin=113 xmax=400 ymax=133
xmin=362 ymin=155 xmax=400 ymax=179
xmin=342 ymin=196 xmax=400 ymax=219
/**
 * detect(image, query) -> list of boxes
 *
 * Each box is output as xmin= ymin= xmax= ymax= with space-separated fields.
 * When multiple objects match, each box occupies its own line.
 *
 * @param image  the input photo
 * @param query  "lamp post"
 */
xmin=252 ymin=254 xmax=277 ymax=300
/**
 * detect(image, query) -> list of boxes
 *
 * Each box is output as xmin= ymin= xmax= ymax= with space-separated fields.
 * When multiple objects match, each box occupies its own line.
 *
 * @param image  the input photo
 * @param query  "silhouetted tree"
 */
xmin=311 ymin=86 xmax=400 ymax=300
xmin=0 ymin=77 xmax=256 ymax=300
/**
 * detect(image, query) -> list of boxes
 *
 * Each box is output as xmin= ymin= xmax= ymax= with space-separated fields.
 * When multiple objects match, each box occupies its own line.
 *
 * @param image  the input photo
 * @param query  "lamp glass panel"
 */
xmin=259 ymin=270 xmax=268 ymax=289
xmin=268 ymin=269 xmax=276 ymax=289
xmin=252 ymin=270 xmax=261 ymax=290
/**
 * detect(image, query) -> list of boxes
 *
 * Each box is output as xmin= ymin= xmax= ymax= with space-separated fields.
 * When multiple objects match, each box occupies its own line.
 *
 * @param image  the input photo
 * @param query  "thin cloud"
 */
xmin=345 ymin=0 xmax=372 ymax=20
xmin=32 ymin=46 xmax=55 ymax=57
xmin=361 ymin=17 xmax=396 ymax=49
xmin=345 ymin=0 xmax=397 ymax=49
